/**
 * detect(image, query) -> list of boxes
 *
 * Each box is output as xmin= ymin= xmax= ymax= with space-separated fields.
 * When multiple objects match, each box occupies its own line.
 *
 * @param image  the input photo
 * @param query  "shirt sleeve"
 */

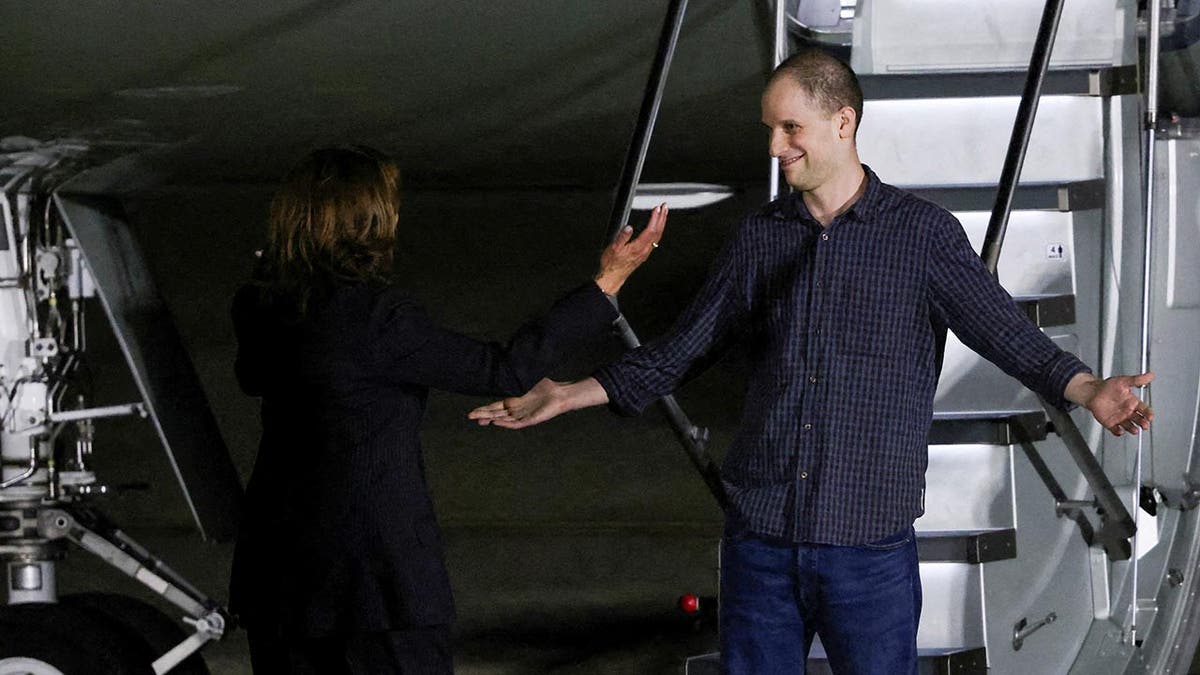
xmin=593 ymin=234 xmax=745 ymax=416
xmin=372 ymin=281 xmax=618 ymax=397
xmin=925 ymin=210 xmax=1091 ymax=410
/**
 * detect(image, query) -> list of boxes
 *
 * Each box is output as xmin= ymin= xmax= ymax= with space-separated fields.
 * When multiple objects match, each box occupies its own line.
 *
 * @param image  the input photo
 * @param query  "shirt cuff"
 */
xmin=592 ymin=365 xmax=642 ymax=417
xmin=1044 ymin=354 xmax=1093 ymax=411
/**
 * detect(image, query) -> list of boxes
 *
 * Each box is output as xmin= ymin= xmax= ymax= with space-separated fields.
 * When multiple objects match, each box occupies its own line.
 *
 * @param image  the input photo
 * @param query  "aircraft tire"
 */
xmin=0 ymin=602 xmax=152 ymax=674
xmin=60 ymin=593 xmax=210 ymax=675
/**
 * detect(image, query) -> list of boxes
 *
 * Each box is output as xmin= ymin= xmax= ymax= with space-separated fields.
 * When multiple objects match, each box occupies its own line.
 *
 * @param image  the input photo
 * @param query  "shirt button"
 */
xmin=815 ymin=280 xmax=823 ymax=288
xmin=800 ymin=471 xmax=809 ymax=479
xmin=821 ymin=233 xmax=829 ymax=241
xmin=809 ymin=376 xmax=818 ymax=384
xmin=803 ymin=423 xmax=812 ymax=430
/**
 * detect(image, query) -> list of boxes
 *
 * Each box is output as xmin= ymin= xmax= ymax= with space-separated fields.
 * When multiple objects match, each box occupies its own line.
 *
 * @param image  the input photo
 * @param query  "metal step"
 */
xmin=908 ymin=179 xmax=1105 ymax=212
xmin=919 ymin=528 xmax=1017 ymax=564
xmin=859 ymin=95 xmax=1102 ymax=186
xmin=958 ymin=209 xmax=1084 ymax=317
xmin=934 ymin=333 xmax=1079 ymax=417
xmin=685 ymin=647 xmax=987 ymax=674
xmin=929 ymin=411 xmax=1048 ymax=446
xmin=850 ymin=0 xmax=1127 ymax=77
xmin=920 ymin=444 xmax=1014 ymax=533
xmin=860 ymin=66 xmax=1137 ymax=101
xmin=1015 ymin=294 xmax=1075 ymax=328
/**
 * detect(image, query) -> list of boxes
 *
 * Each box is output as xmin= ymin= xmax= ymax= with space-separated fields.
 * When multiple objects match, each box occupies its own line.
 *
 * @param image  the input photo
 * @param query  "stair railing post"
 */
xmin=768 ymin=0 xmax=789 ymax=201
xmin=1129 ymin=0 xmax=1164 ymax=645
xmin=981 ymin=0 xmax=1065 ymax=272
xmin=979 ymin=0 xmax=1139 ymax=564
xmin=604 ymin=0 xmax=728 ymax=510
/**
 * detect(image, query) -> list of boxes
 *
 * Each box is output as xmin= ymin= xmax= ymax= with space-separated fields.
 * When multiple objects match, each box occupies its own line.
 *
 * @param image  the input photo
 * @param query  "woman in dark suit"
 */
xmin=229 ymin=146 xmax=665 ymax=674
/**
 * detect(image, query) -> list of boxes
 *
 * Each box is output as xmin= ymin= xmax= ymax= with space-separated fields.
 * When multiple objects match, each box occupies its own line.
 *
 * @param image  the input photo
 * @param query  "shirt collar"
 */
xmin=848 ymin=164 xmax=883 ymax=220
xmin=777 ymin=163 xmax=883 ymax=224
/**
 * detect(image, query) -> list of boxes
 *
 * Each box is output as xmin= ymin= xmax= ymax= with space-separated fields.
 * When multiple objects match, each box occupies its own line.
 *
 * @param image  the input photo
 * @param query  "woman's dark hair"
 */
xmin=259 ymin=145 xmax=401 ymax=313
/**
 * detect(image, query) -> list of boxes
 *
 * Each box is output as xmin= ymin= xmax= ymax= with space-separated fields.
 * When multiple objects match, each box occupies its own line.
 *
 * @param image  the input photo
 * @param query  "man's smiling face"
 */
xmin=761 ymin=77 xmax=850 ymax=193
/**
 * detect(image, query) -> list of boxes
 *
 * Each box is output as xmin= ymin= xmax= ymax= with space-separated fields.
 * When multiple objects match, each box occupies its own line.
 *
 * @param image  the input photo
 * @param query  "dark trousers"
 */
xmin=247 ymin=625 xmax=453 ymax=675
xmin=719 ymin=526 xmax=922 ymax=674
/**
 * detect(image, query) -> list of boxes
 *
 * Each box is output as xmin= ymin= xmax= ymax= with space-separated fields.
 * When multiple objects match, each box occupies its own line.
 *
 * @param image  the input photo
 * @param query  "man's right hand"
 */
xmin=468 ymin=377 xmax=609 ymax=429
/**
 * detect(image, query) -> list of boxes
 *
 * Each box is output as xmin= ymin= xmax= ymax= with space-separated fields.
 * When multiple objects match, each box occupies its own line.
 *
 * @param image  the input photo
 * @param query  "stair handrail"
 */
xmin=981 ymin=0 xmax=1136 ymax=561
xmin=604 ymin=0 xmax=728 ymax=510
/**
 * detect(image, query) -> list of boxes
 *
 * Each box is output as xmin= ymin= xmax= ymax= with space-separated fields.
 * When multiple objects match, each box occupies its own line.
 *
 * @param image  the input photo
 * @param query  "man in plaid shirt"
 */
xmin=471 ymin=49 xmax=1153 ymax=674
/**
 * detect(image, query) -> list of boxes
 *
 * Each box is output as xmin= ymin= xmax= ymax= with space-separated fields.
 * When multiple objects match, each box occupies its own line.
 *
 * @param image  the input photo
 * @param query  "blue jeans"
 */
xmin=719 ymin=526 xmax=921 ymax=675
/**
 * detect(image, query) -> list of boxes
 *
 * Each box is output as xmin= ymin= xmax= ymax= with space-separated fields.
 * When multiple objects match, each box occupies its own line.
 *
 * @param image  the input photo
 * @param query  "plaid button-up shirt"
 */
xmin=594 ymin=167 xmax=1090 ymax=545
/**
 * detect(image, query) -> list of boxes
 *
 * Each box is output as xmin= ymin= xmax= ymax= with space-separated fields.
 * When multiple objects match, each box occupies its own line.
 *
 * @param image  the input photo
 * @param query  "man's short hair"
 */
xmin=769 ymin=49 xmax=864 ymax=133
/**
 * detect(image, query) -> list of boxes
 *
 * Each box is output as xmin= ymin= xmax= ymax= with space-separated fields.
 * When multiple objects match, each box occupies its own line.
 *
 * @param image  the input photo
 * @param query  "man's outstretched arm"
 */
xmin=471 ymin=217 xmax=749 ymax=428
xmin=1064 ymin=370 xmax=1155 ymax=436
xmin=469 ymin=377 xmax=607 ymax=428
xmin=925 ymin=210 xmax=1156 ymax=437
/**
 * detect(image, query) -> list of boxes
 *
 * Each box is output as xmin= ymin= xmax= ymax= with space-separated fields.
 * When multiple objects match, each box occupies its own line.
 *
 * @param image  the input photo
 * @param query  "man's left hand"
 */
xmin=1066 ymin=371 xmax=1155 ymax=436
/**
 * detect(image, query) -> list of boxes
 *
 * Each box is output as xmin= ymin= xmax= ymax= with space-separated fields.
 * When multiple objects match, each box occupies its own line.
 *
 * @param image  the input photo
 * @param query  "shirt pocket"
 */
xmin=835 ymin=267 xmax=920 ymax=357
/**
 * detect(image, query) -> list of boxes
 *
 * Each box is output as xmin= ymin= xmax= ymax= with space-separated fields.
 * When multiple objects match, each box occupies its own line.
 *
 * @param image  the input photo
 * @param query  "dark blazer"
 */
xmin=229 ymin=280 xmax=616 ymax=636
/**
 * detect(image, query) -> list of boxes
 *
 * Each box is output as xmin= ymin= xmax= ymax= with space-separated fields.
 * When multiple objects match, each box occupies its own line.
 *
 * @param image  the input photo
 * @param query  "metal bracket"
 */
xmin=1017 ymin=294 xmax=1077 ymax=328
xmin=1038 ymin=401 xmax=1136 ymax=561
xmin=1088 ymin=64 xmax=1140 ymax=96
xmin=1018 ymin=433 xmax=1130 ymax=561
xmin=46 ymin=402 xmax=145 ymax=424
xmin=151 ymin=610 xmax=225 ymax=675
xmin=1055 ymin=497 xmax=1098 ymax=519
xmin=35 ymin=505 xmax=229 ymax=671
xmin=37 ymin=506 xmax=218 ymax=620
xmin=1153 ymin=480 xmax=1200 ymax=512
xmin=1124 ymin=598 xmax=1160 ymax=647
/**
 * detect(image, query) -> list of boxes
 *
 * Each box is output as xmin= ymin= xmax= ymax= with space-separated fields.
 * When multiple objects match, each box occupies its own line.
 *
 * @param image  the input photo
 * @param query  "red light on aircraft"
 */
xmin=678 ymin=593 xmax=701 ymax=614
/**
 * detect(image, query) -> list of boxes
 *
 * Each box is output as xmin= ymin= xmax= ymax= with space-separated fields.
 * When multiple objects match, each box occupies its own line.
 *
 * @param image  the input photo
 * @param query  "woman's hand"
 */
xmin=593 ymin=204 xmax=668 ymax=296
